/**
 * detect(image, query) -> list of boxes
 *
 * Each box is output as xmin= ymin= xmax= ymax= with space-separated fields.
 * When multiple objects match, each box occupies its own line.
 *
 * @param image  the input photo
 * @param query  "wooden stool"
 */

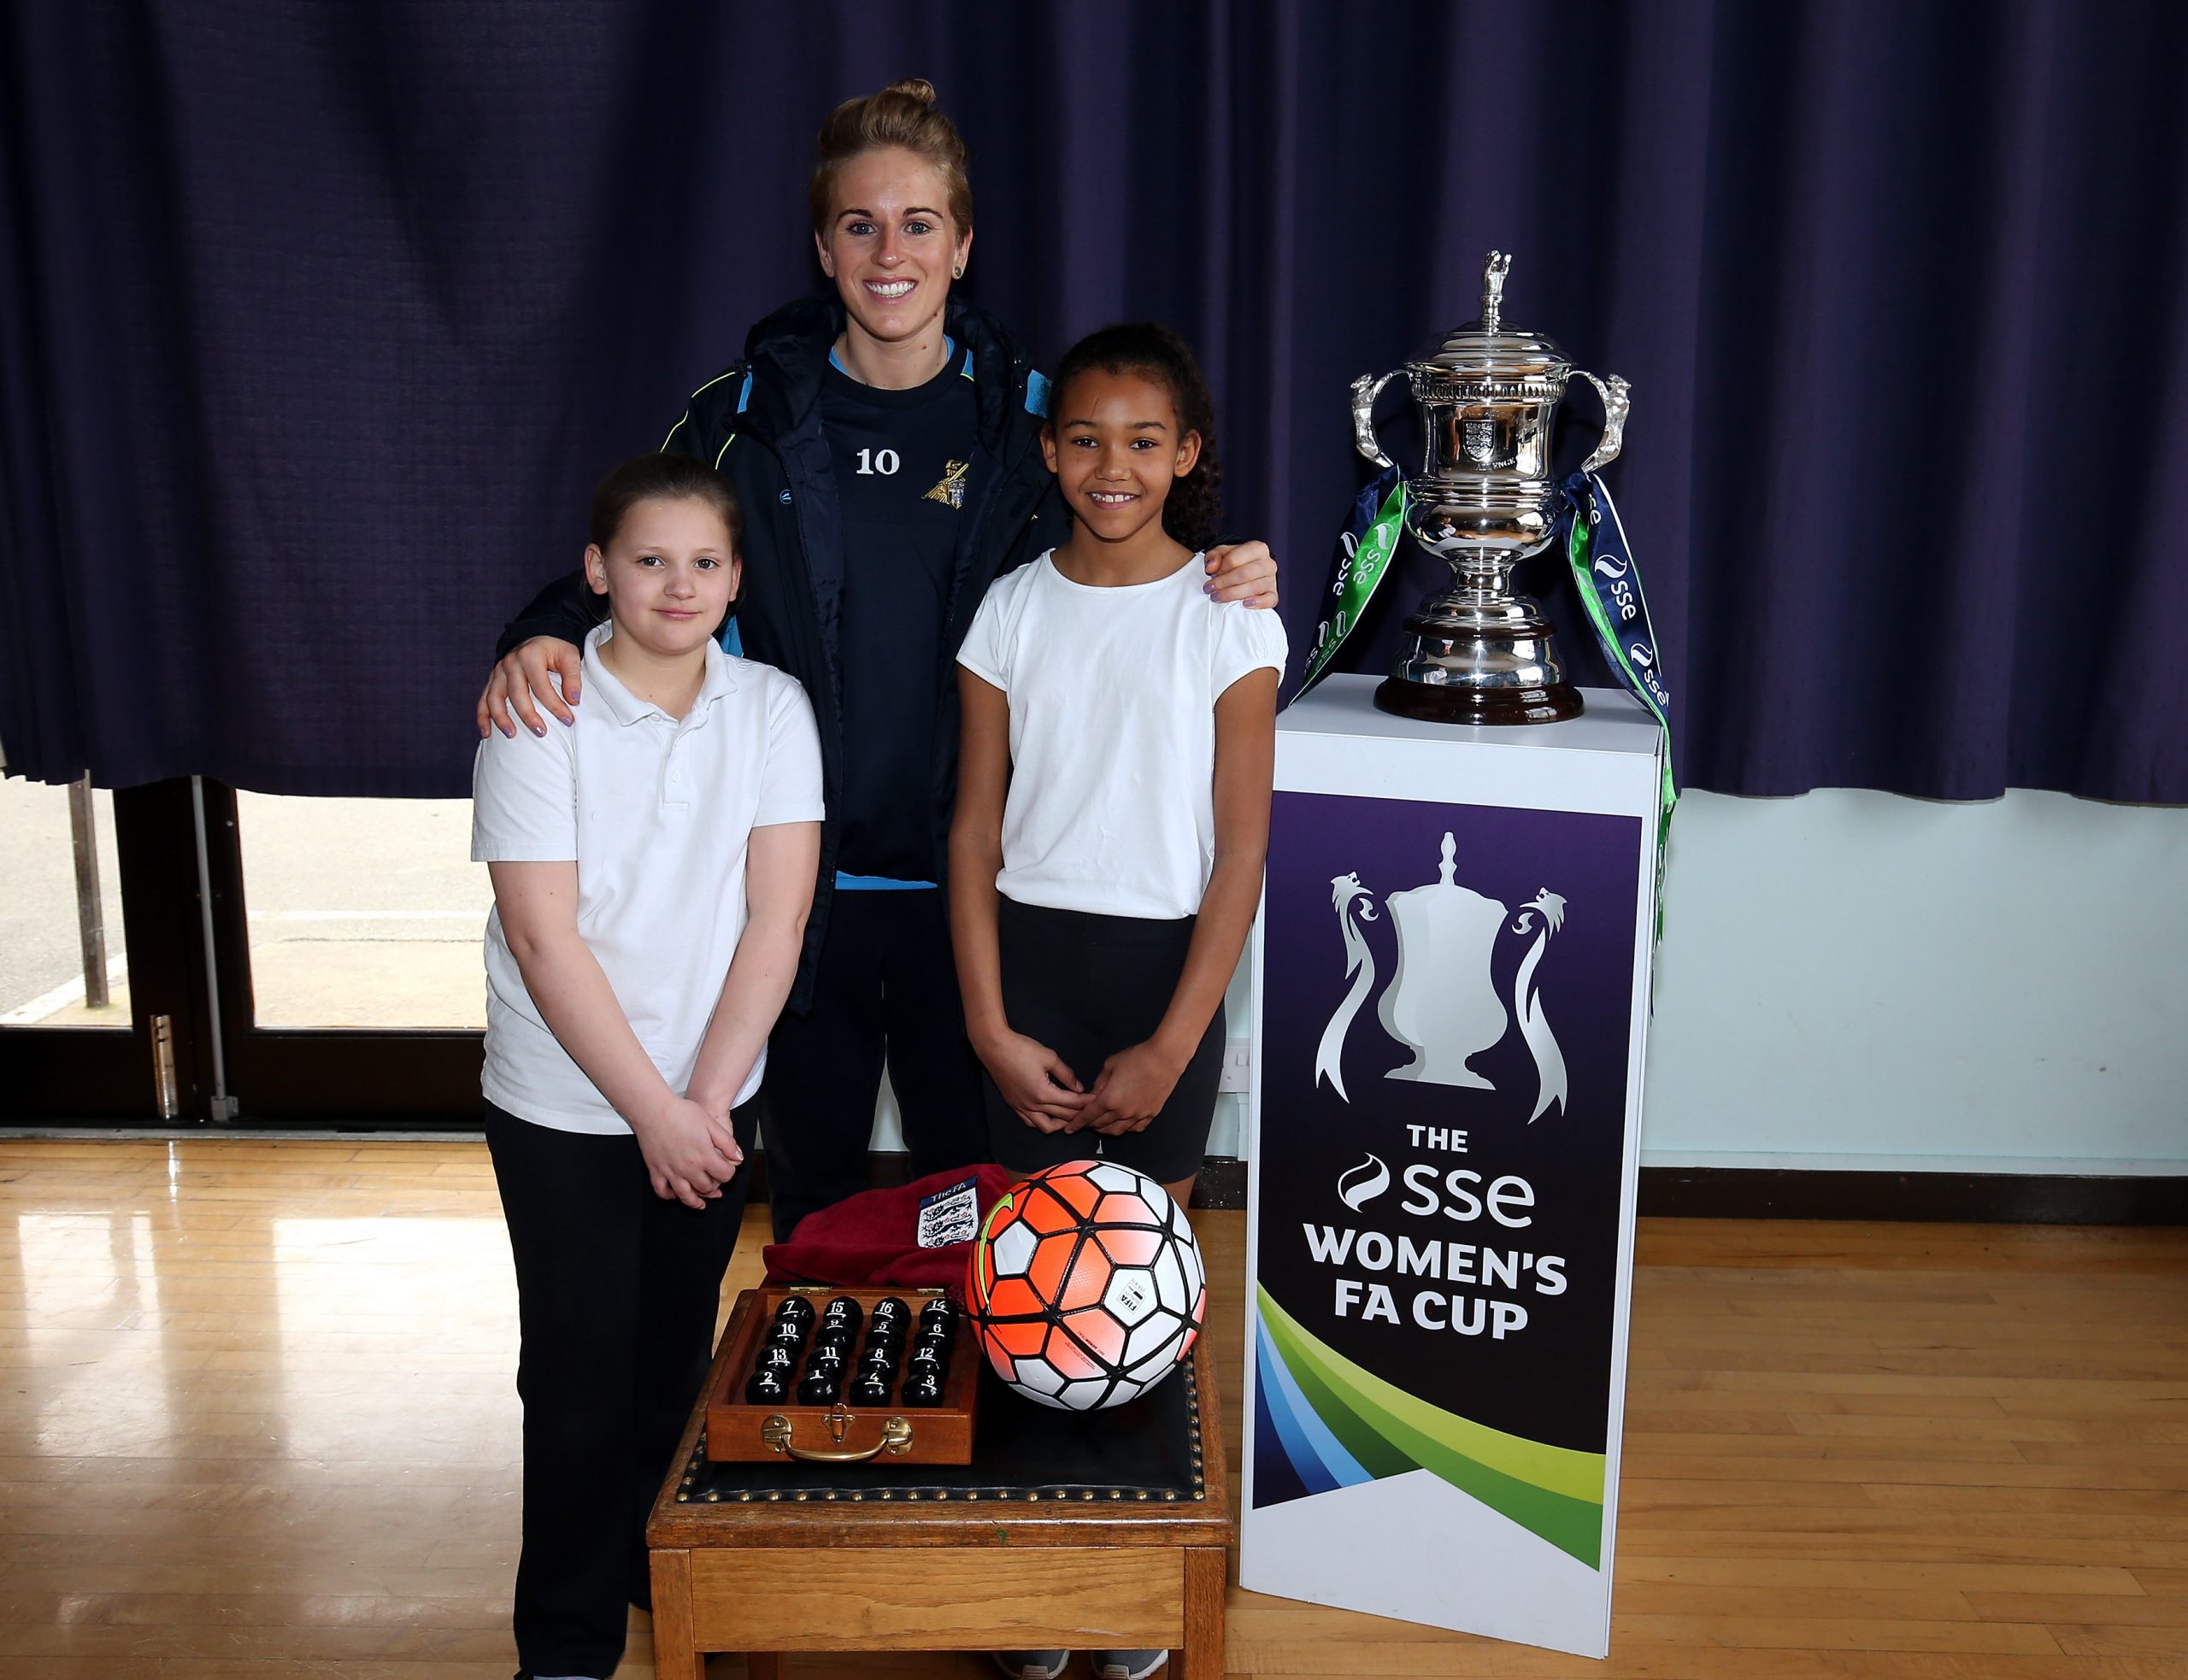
xmin=646 ymin=1300 xmax=1232 ymax=1679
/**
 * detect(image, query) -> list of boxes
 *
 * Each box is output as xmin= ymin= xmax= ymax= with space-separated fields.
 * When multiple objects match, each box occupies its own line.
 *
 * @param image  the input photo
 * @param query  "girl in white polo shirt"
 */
xmin=471 ymin=453 xmax=821 ymax=1680
xmin=951 ymin=324 xmax=1285 ymax=1216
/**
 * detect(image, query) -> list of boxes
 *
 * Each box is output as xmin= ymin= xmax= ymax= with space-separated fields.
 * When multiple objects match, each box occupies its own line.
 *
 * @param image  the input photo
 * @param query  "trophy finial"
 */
xmin=1480 ymin=251 xmax=1512 ymax=334
xmin=1438 ymin=831 xmax=1457 ymax=886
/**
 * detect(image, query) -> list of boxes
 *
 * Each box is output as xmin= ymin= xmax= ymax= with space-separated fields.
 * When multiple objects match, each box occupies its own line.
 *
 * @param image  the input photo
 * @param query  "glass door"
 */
xmin=1 ymin=778 xmax=126 ymax=1029
xmin=0 ymin=777 xmax=216 ymax=1121
xmin=5 ymin=774 xmax=490 ymax=1127
xmin=198 ymin=780 xmax=488 ymax=1124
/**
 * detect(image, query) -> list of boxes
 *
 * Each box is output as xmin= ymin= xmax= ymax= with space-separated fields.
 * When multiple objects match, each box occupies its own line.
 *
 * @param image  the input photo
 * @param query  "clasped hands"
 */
xmin=632 ymin=1092 xmax=742 ymax=1210
xmin=977 ymin=1030 xmax=1185 ymax=1139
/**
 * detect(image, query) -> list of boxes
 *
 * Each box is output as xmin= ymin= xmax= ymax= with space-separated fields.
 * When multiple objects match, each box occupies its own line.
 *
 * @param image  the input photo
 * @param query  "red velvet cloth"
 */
xmin=761 ymin=1165 xmax=1019 ymax=1298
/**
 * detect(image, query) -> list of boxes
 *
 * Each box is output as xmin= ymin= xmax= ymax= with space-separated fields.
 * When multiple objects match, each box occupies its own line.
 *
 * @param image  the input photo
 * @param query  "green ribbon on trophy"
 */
xmin=1293 ymin=466 xmax=1408 ymax=700
xmin=1559 ymin=469 xmax=1676 ymax=937
xmin=1293 ymin=465 xmax=1676 ymax=938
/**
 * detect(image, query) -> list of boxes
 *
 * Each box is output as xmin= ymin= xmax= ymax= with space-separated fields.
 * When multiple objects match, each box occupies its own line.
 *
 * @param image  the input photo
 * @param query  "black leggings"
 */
xmin=985 ymin=895 xmax=1223 ymax=1184
xmin=486 ymin=1101 xmax=755 ymax=1679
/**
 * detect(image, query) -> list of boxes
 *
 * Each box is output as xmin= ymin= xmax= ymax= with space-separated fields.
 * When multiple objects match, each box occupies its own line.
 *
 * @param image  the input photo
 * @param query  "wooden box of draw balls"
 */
xmin=704 ymin=1286 xmax=979 ymax=1466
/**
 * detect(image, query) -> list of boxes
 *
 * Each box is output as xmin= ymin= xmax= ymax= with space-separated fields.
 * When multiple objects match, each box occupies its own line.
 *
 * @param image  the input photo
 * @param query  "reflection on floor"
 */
xmin=1 ymin=1138 xmax=2184 ymax=1678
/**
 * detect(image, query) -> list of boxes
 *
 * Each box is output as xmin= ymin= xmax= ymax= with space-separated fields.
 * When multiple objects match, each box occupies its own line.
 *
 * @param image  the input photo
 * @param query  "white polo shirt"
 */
xmin=471 ymin=624 xmax=823 ymax=1133
xmin=957 ymin=551 xmax=1287 ymax=921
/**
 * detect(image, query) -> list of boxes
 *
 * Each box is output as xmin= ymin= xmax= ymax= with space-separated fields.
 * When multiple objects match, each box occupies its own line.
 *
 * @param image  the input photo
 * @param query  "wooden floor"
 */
xmin=0 ymin=1139 xmax=2183 ymax=1679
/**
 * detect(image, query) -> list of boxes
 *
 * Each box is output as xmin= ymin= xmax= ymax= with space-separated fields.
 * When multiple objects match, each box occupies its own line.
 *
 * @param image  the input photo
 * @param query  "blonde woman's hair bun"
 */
xmin=811 ymin=79 xmax=973 ymax=235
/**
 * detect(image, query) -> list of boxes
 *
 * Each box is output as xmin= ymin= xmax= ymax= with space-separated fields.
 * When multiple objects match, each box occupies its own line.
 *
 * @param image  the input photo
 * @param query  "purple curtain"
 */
xmin=2 ymin=0 xmax=2182 ymax=799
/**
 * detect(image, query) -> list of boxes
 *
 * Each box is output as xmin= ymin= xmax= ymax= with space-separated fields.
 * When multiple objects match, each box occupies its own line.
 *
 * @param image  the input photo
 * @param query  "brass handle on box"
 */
xmin=760 ymin=1412 xmax=914 ymax=1462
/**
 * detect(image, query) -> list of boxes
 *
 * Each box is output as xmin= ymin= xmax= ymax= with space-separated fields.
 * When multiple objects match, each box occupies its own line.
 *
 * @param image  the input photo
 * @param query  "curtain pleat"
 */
xmin=0 ymin=0 xmax=2180 ymax=798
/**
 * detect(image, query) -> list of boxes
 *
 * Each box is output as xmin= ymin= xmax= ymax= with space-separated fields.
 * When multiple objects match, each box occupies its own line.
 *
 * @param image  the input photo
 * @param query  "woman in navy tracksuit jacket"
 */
xmin=480 ymin=82 xmax=1275 ymax=1246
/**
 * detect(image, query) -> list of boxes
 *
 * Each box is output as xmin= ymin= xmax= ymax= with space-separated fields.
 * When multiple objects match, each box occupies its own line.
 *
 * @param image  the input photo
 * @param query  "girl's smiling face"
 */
xmin=815 ymin=147 xmax=972 ymax=353
xmin=1043 ymin=367 xmax=1203 ymax=549
xmin=583 ymin=495 xmax=739 ymax=659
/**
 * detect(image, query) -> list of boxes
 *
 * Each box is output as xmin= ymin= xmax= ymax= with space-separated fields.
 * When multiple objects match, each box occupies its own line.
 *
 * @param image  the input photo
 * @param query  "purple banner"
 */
xmin=1253 ymin=788 xmax=1643 ymax=1553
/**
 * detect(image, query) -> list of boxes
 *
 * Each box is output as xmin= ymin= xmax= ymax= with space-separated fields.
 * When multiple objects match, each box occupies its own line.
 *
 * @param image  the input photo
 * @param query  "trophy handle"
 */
xmin=1350 ymin=370 xmax=1403 ymax=469
xmin=1573 ymin=371 xmax=1632 ymax=476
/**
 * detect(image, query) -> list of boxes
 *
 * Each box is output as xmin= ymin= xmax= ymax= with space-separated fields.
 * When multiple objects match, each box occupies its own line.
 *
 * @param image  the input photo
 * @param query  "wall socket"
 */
xmin=1217 ymin=1042 xmax=1254 ymax=1093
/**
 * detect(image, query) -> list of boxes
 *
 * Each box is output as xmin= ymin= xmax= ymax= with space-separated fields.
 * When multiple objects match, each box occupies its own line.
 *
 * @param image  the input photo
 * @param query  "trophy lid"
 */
xmin=1412 ymin=251 xmax=1571 ymax=381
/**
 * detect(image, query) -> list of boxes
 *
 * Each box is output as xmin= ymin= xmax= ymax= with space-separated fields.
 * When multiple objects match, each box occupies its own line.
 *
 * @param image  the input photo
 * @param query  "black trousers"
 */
xmin=486 ymin=1101 xmax=755 ymax=1680
xmin=759 ymin=887 xmax=990 ymax=1241
xmin=984 ymin=895 xmax=1225 ymax=1184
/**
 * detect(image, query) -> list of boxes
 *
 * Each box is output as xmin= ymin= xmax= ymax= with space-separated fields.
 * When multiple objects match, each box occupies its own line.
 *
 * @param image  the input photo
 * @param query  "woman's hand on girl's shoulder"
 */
xmin=479 ymin=636 xmax=584 ymax=738
xmin=1203 ymin=539 xmax=1279 ymax=609
xmin=975 ymin=1030 xmax=1090 ymax=1134
xmin=1080 ymin=1040 xmax=1188 ymax=1136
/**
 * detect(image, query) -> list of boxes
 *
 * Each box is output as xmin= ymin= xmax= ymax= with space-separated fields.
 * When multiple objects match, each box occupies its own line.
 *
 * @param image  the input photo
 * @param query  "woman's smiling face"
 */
xmin=815 ymin=147 xmax=972 ymax=351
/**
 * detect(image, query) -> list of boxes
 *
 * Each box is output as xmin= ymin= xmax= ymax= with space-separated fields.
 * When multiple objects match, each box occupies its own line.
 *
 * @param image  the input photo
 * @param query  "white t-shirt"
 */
xmin=956 ymin=551 xmax=1287 ymax=921
xmin=471 ymin=624 xmax=823 ymax=1133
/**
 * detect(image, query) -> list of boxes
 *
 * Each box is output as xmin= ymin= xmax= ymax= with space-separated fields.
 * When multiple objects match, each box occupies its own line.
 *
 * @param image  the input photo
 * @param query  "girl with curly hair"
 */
xmin=950 ymin=322 xmax=1285 ymax=1219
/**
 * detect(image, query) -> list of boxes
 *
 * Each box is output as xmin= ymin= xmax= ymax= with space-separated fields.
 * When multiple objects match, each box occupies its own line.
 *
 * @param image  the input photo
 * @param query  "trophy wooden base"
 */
xmin=1374 ymin=675 xmax=1585 ymax=726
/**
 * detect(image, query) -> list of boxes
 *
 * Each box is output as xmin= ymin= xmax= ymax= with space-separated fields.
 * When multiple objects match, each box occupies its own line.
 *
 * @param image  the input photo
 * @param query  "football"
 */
xmin=966 ymin=1161 xmax=1206 ymax=1411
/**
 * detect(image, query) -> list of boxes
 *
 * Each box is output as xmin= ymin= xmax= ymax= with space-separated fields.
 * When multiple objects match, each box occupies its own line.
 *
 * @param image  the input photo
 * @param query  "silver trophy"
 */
xmin=1352 ymin=250 xmax=1631 ymax=725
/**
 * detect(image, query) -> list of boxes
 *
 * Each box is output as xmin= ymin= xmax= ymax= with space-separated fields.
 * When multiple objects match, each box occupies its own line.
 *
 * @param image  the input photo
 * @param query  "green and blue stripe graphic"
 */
xmin=1254 ymin=1286 xmax=1607 ymax=1567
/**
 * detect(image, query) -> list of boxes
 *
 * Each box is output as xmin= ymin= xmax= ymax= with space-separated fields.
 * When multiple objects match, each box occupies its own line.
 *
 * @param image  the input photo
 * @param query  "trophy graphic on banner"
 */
xmin=1314 ymin=832 xmax=1568 ymax=1122
xmin=1352 ymin=251 xmax=1632 ymax=725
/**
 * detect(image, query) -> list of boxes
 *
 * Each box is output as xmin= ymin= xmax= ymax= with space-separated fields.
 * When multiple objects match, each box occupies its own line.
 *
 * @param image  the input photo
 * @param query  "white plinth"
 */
xmin=1241 ymin=676 xmax=1662 ymax=1659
